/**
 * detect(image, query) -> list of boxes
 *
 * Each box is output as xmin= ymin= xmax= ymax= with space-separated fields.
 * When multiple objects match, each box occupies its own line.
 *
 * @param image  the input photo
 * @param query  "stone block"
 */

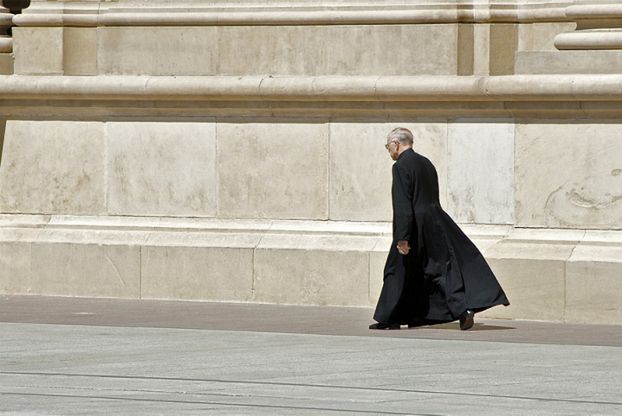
xmin=63 ymin=27 xmax=97 ymax=75
xmin=369 ymin=237 xmax=392 ymax=307
xmin=0 ymin=121 xmax=106 ymax=215
xmin=517 ymin=22 xmax=576 ymax=52
xmin=97 ymin=25 xmax=457 ymax=76
xmin=0 ymin=241 xmax=31 ymax=294
xmin=489 ymin=24 xmax=518 ymax=75
xmin=472 ymin=24 xmax=490 ymax=75
xmin=106 ymin=122 xmax=217 ymax=217
xmin=482 ymin=240 xmax=575 ymax=321
xmin=329 ymin=122 xmax=448 ymax=222
xmin=515 ymin=50 xmax=622 ymax=75
xmin=566 ymin=244 xmax=622 ymax=324
xmin=141 ymin=245 xmax=254 ymax=302
xmin=457 ymin=24 xmax=474 ymax=76
xmin=253 ymin=234 xmax=374 ymax=306
xmin=13 ymin=27 xmax=63 ymax=75
xmin=30 ymin=243 xmax=140 ymax=298
xmin=98 ymin=27 xmax=219 ymax=76
xmin=0 ymin=53 xmax=12 ymax=74
xmin=447 ymin=120 xmax=514 ymax=224
xmin=217 ymin=122 xmax=328 ymax=219
xmin=515 ymin=122 xmax=622 ymax=229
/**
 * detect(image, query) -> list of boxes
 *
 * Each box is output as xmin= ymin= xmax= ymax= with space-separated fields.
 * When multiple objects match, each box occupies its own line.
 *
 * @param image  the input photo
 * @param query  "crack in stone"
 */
xmin=103 ymin=249 xmax=127 ymax=288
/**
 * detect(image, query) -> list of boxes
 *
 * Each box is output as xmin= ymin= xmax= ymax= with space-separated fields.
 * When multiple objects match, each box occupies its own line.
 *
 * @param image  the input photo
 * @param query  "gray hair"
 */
xmin=387 ymin=127 xmax=414 ymax=145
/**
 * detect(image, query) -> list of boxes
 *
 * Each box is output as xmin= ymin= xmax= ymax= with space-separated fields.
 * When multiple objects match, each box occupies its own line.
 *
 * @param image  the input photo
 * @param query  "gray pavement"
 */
xmin=1 ymin=296 xmax=622 ymax=415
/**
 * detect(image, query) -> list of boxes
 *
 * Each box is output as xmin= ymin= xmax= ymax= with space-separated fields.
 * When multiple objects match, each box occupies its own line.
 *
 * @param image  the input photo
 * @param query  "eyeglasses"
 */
xmin=385 ymin=140 xmax=399 ymax=150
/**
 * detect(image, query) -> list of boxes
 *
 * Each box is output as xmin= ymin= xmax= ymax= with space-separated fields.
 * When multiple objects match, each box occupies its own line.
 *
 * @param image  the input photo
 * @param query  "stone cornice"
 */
xmin=555 ymin=3 xmax=622 ymax=50
xmin=2 ymin=75 xmax=622 ymax=102
xmin=2 ymin=214 xmax=621 ymax=246
xmin=13 ymin=1 xmax=574 ymax=27
xmin=4 ymin=75 xmax=622 ymax=118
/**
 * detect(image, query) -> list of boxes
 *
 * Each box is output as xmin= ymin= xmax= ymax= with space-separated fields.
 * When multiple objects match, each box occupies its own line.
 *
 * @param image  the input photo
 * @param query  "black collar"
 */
xmin=397 ymin=148 xmax=413 ymax=160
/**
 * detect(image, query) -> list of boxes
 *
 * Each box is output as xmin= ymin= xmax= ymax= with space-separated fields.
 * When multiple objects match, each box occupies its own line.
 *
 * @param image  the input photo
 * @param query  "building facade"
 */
xmin=0 ymin=0 xmax=621 ymax=324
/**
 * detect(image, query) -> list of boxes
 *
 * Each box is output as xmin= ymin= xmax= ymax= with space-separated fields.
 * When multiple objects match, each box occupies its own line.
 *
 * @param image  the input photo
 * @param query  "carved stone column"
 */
xmin=555 ymin=3 xmax=622 ymax=50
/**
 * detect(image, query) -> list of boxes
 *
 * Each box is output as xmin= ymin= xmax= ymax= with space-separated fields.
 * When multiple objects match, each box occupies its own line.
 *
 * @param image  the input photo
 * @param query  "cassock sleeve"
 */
xmin=392 ymin=163 xmax=414 ymax=242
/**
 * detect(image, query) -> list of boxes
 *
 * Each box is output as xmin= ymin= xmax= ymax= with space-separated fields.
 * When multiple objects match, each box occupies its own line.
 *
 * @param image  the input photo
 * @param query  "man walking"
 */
xmin=370 ymin=127 xmax=509 ymax=330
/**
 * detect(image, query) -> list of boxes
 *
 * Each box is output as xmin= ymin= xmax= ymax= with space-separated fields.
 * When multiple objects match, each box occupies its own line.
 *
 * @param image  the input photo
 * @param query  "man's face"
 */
xmin=385 ymin=139 xmax=400 ymax=160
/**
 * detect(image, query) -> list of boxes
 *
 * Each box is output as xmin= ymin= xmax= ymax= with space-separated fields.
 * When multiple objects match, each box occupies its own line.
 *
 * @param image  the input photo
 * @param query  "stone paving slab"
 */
xmin=1 ymin=296 xmax=622 ymax=415
xmin=1 ymin=323 xmax=622 ymax=415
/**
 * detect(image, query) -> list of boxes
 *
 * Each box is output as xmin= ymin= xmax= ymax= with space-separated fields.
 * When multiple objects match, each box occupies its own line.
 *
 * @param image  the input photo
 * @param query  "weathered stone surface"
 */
xmin=0 ymin=241 xmax=30 ymax=294
xmin=489 ymin=24 xmax=518 ymax=75
xmin=107 ymin=122 xmax=217 ymax=217
xmin=447 ymin=120 xmax=515 ymax=224
xmin=141 ymin=245 xmax=254 ymax=302
xmin=516 ymin=51 xmax=622 ymax=74
xmin=0 ymin=53 xmax=11 ymax=74
xmin=217 ymin=122 xmax=328 ymax=219
xmin=472 ymin=24 xmax=490 ymax=75
xmin=329 ymin=122 xmax=447 ymax=222
xmin=516 ymin=122 xmax=622 ymax=229
xmin=30 ymin=243 xmax=140 ymax=298
xmin=518 ymin=22 xmax=576 ymax=52
xmin=97 ymin=25 xmax=458 ymax=76
xmin=484 ymin=240 xmax=574 ymax=321
xmin=253 ymin=234 xmax=373 ymax=306
xmin=0 ymin=121 xmax=106 ymax=215
xmin=566 ymin=242 xmax=622 ymax=324
xmin=13 ymin=27 xmax=63 ymax=75
xmin=63 ymin=27 xmax=97 ymax=75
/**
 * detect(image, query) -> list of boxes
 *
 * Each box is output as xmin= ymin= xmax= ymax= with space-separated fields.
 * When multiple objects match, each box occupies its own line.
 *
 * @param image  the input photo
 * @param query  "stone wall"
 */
xmin=1 ymin=0 xmax=621 ymax=324
xmin=0 ymin=5 xmax=13 ymax=74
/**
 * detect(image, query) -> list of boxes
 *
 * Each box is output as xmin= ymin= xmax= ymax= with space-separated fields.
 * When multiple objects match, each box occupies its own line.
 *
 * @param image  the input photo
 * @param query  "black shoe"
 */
xmin=459 ymin=310 xmax=475 ymax=331
xmin=369 ymin=322 xmax=400 ymax=330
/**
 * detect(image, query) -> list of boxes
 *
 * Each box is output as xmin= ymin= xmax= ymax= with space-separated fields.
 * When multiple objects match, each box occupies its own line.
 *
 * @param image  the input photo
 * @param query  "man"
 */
xmin=370 ymin=127 xmax=509 ymax=330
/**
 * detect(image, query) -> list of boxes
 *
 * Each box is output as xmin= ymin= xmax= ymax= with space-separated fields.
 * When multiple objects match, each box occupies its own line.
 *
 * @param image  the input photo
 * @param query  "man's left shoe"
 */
xmin=459 ymin=310 xmax=475 ymax=331
xmin=369 ymin=322 xmax=400 ymax=330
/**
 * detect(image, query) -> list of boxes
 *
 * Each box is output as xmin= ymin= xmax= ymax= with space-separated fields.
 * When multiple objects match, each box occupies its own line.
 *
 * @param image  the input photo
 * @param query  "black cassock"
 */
xmin=373 ymin=148 xmax=509 ymax=325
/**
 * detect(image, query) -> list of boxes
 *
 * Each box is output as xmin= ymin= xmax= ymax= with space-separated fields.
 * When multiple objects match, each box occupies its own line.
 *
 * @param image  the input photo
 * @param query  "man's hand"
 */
xmin=397 ymin=240 xmax=410 ymax=255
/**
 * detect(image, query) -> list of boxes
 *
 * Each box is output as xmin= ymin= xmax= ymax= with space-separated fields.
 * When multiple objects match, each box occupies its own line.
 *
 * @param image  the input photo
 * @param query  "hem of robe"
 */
xmin=373 ymin=300 xmax=510 ymax=325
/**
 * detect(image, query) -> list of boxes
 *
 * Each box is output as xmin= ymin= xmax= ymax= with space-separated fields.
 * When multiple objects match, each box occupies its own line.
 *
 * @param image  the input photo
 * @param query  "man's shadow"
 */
xmin=411 ymin=322 xmax=515 ymax=331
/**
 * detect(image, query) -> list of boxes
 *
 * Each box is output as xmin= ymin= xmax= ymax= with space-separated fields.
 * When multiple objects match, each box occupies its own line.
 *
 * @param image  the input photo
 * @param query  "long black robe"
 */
xmin=373 ymin=148 xmax=509 ymax=325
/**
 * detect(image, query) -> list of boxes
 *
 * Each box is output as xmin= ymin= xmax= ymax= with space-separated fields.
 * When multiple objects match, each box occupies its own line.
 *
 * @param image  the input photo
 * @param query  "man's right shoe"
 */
xmin=369 ymin=322 xmax=400 ymax=330
xmin=459 ymin=310 xmax=475 ymax=330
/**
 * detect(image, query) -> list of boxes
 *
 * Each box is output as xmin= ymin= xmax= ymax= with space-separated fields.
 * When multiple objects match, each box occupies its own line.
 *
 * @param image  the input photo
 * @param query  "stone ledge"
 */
xmin=3 ymin=75 xmax=622 ymax=102
xmin=13 ymin=1 xmax=572 ymax=27
xmin=6 ymin=75 xmax=622 ymax=117
xmin=555 ymin=31 xmax=622 ymax=50
xmin=0 ymin=214 xmax=512 ymax=239
xmin=1 ymin=214 xmax=621 ymax=323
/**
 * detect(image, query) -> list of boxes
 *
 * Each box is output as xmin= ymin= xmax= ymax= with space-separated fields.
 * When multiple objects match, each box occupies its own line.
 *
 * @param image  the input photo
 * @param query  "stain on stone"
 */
xmin=544 ymin=177 xmax=622 ymax=227
xmin=612 ymin=169 xmax=622 ymax=177
xmin=568 ymin=189 xmax=622 ymax=210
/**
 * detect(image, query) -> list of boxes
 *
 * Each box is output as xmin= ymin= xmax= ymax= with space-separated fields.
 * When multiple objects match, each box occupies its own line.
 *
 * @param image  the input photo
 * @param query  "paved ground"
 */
xmin=1 ymin=295 xmax=621 ymax=415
